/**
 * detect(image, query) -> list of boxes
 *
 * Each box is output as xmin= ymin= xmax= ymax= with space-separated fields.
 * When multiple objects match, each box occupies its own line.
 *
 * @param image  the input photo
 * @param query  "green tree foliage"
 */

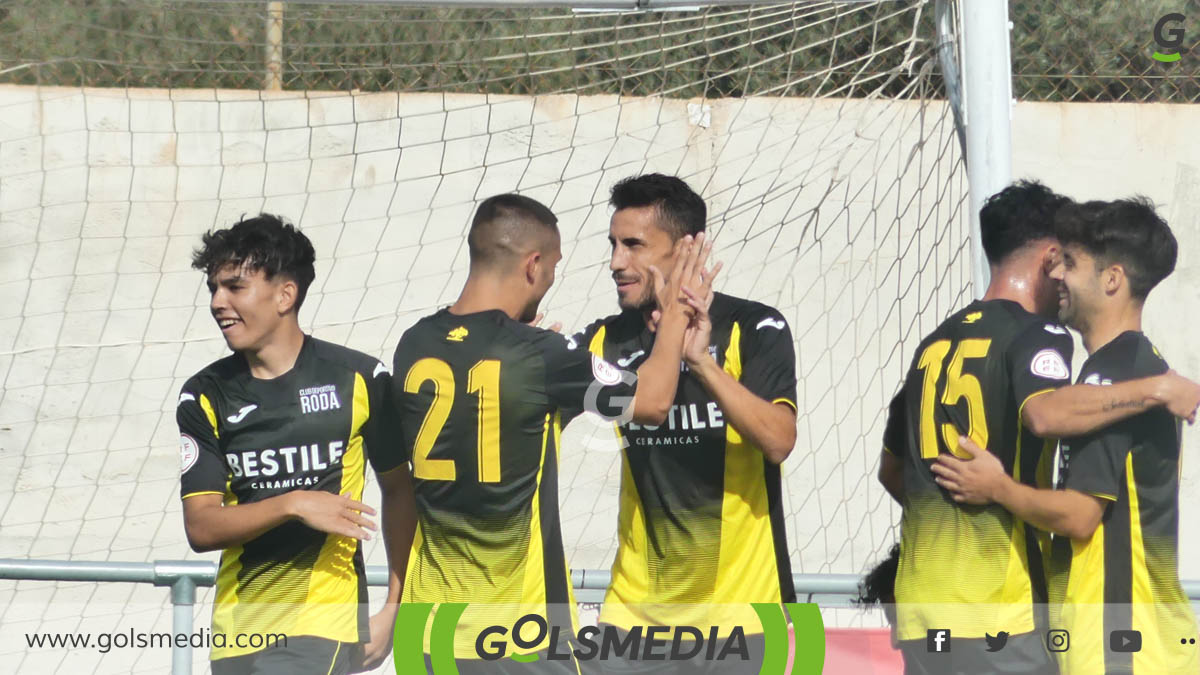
xmin=0 ymin=0 xmax=1195 ymax=102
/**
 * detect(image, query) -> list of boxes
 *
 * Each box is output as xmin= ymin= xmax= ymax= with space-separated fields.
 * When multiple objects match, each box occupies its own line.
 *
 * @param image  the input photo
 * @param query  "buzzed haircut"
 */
xmin=467 ymin=193 xmax=559 ymax=270
xmin=191 ymin=213 xmax=317 ymax=309
xmin=1055 ymin=197 xmax=1177 ymax=300
xmin=609 ymin=173 xmax=706 ymax=240
xmin=979 ymin=179 xmax=1071 ymax=265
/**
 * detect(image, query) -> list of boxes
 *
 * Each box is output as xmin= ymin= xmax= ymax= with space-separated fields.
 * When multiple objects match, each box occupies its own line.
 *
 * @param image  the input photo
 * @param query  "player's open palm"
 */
xmin=289 ymin=491 xmax=377 ymax=540
xmin=651 ymin=233 xmax=702 ymax=320
xmin=681 ymin=259 xmax=721 ymax=366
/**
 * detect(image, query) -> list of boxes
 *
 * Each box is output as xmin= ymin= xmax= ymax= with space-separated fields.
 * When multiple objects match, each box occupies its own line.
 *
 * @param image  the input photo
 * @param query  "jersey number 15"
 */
xmin=916 ymin=338 xmax=992 ymax=459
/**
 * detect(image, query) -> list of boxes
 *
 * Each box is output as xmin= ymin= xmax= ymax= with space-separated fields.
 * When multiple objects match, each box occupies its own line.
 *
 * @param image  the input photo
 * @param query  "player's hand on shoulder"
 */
xmin=1156 ymin=369 xmax=1200 ymax=424
xmin=525 ymin=312 xmax=562 ymax=333
xmin=929 ymin=436 xmax=1004 ymax=505
xmin=286 ymin=490 xmax=377 ymax=540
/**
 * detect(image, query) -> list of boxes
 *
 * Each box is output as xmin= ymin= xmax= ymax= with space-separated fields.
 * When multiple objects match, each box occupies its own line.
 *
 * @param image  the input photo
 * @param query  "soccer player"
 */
xmin=390 ymin=193 xmax=710 ymax=672
xmin=569 ymin=173 xmax=795 ymax=673
xmin=878 ymin=182 xmax=1200 ymax=675
xmin=176 ymin=215 xmax=413 ymax=675
xmin=932 ymin=198 xmax=1199 ymax=674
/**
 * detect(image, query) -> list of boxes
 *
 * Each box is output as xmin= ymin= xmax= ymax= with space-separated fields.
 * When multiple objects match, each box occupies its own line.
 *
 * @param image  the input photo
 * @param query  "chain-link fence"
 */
xmin=2 ymin=1 xmax=1197 ymax=101
xmin=0 ymin=1 xmax=940 ymax=98
xmin=1011 ymin=0 xmax=1200 ymax=103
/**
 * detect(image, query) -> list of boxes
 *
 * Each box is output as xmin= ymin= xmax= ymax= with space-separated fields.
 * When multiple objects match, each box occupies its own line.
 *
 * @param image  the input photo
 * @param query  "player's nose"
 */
xmin=609 ymin=246 xmax=627 ymax=272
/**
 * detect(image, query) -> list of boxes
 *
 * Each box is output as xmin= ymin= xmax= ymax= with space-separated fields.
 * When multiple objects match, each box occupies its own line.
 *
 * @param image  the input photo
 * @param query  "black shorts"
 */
xmin=899 ymin=631 xmax=1058 ymax=675
xmin=578 ymin=625 xmax=766 ymax=675
xmin=210 ymin=636 xmax=354 ymax=675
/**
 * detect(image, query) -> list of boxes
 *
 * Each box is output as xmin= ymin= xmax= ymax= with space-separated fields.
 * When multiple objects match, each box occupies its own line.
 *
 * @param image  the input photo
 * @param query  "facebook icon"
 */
xmin=927 ymin=629 xmax=952 ymax=653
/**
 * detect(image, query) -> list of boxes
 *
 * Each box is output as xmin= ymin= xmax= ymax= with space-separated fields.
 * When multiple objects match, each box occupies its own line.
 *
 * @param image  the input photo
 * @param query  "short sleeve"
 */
xmin=538 ymin=330 xmax=636 ymax=426
xmin=1009 ymin=322 xmax=1075 ymax=407
xmin=882 ymin=391 xmax=907 ymax=456
xmin=361 ymin=361 xmax=406 ymax=474
xmin=738 ymin=309 xmax=798 ymax=410
xmin=1061 ymin=427 xmax=1130 ymax=501
xmin=177 ymin=385 xmax=229 ymax=499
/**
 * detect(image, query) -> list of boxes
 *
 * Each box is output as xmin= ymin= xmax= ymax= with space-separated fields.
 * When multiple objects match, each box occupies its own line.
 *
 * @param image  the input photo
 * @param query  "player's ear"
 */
xmin=524 ymin=251 xmax=542 ymax=285
xmin=1041 ymin=243 xmax=1061 ymax=274
xmin=276 ymin=278 xmax=299 ymax=314
xmin=1103 ymin=263 xmax=1125 ymax=297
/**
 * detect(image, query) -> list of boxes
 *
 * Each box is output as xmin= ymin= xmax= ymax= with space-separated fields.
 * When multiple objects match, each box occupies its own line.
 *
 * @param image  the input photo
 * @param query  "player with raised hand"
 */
xmin=931 ymin=198 xmax=1198 ymax=675
xmin=176 ymin=215 xmax=413 ymax=675
xmin=388 ymin=193 xmax=711 ymax=673
xmin=568 ymin=173 xmax=791 ymax=673
xmin=879 ymin=182 xmax=1200 ymax=675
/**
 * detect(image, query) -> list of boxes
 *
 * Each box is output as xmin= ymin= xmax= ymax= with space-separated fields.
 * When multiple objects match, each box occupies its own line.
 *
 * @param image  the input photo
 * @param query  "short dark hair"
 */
xmin=467 ymin=193 xmax=559 ymax=269
xmin=1055 ymin=197 xmax=1177 ymax=300
xmin=979 ymin=180 xmax=1071 ymax=264
xmin=191 ymin=214 xmax=317 ymax=309
xmin=609 ymin=173 xmax=706 ymax=240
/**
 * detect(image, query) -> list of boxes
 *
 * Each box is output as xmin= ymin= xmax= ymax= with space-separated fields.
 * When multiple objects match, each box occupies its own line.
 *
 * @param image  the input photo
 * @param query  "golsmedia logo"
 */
xmin=1153 ymin=12 xmax=1187 ymax=63
xmin=393 ymin=603 xmax=826 ymax=674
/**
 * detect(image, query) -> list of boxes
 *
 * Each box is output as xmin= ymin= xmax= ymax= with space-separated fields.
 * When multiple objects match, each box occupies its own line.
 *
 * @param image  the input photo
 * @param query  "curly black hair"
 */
xmin=191 ymin=213 xmax=317 ymax=309
xmin=979 ymin=180 xmax=1071 ymax=265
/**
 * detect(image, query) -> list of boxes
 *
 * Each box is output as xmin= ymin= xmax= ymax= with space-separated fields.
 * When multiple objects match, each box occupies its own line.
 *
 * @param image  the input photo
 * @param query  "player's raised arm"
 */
xmin=625 ymin=232 xmax=701 ymax=425
xmin=678 ymin=239 xmax=797 ymax=464
xmin=1022 ymin=369 xmax=1200 ymax=437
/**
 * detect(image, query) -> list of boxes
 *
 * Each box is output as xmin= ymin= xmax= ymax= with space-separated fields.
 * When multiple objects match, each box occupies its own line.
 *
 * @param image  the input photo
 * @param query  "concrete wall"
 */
xmin=1012 ymin=100 xmax=1200 ymax=576
xmin=4 ymin=86 xmax=1198 ymax=670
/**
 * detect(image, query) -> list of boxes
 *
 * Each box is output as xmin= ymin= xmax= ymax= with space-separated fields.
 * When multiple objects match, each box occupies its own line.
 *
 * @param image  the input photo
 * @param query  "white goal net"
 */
xmin=0 ymin=1 xmax=969 ymax=672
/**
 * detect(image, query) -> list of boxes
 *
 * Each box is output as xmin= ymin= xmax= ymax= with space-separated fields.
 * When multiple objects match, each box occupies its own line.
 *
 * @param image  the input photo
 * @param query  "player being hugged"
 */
xmin=879 ymin=183 xmax=1200 ymax=675
xmin=177 ymin=215 xmax=414 ymax=675
xmin=932 ymin=198 xmax=1200 ymax=675
xmin=389 ymin=194 xmax=715 ymax=673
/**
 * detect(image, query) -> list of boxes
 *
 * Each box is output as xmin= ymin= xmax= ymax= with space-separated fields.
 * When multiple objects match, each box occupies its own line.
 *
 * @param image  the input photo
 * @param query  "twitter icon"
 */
xmin=985 ymin=632 xmax=1009 ymax=652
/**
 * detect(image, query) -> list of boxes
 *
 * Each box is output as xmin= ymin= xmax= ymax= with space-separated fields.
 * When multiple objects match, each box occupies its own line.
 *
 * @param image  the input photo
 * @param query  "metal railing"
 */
xmin=5 ymin=557 xmax=1200 ymax=675
xmin=0 ymin=558 xmax=862 ymax=674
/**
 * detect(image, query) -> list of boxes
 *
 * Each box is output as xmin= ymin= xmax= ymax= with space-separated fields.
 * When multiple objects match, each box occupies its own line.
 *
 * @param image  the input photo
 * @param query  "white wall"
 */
xmin=6 ymin=86 xmax=1198 ymax=670
xmin=1012 ymin=101 xmax=1200 ymax=573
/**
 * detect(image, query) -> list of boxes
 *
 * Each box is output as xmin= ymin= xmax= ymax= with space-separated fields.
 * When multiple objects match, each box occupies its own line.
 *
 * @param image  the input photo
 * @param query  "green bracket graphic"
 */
xmin=393 ymin=603 xmax=434 ymax=674
xmin=397 ymin=603 xmax=827 ymax=674
xmin=753 ymin=602 xmax=826 ymax=674
xmin=429 ymin=603 xmax=468 ymax=674
xmin=1153 ymin=51 xmax=1182 ymax=62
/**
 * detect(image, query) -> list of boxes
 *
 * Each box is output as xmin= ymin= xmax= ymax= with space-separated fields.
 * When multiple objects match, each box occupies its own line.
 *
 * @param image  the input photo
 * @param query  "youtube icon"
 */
xmin=1110 ymin=630 xmax=1142 ymax=653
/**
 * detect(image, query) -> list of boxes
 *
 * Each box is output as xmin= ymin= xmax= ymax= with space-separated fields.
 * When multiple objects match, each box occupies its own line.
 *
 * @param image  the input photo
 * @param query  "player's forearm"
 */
xmin=632 ymin=309 xmax=689 ymax=425
xmin=379 ymin=471 xmax=417 ymax=606
xmin=991 ymin=479 xmax=1097 ymax=540
xmin=690 ymin=357 xmax=796 ymax=463
xmin=1022 ymin=378 xmax=1162 ymax=438
xmin=182 ymin=493 xmax=298 ymax=552
xmin=878 ymin=451 xmax=904 ymax=504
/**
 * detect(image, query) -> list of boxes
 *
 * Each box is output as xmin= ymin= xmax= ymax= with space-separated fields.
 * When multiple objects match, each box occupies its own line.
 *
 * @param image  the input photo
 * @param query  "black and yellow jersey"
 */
xmin=1048 ymin=331 xmax=1198 ymax=674
xmin=573 ymin=292 xmax=797 ymax=635
xmin=177 ymin=336 xmax=401 ymax=661
xmin=392 ymin=308 xmax=636 ymax=659
xmin=883 ymin=299 xmax=1073 ymax=646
